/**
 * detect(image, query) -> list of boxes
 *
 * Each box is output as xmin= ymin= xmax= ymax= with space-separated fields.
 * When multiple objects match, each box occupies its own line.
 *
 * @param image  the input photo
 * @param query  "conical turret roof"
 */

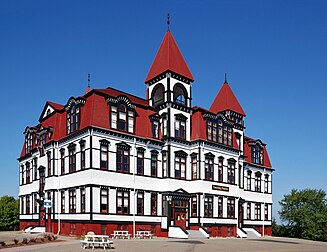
xmin=145 ymin=31 xmax=194 ymax=83
xmin=210 ymin=82 xmax=246 ymax=116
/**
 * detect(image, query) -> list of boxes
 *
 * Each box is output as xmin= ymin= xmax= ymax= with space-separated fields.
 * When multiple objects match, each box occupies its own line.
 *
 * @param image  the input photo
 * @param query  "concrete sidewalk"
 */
xmin=1 ymin=232 xmax=327 ymax=252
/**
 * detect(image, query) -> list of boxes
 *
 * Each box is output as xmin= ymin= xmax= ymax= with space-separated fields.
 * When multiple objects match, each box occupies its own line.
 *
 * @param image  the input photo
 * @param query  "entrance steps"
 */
xmin=242 ymin=228 xmax=261 ymax=238
xmin=187 ymin=229 xmax=208 ymax=239
xmin=237 ymin=228 xmax=247 ymax=238
xmin=24 ymin=226 xmax=46 ymax=233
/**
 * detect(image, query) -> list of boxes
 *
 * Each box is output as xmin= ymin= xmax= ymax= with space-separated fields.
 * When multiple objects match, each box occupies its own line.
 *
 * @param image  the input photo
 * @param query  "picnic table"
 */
xmin=111 ymin=230 xmax=131 ymax=239
xmin=135 ymin=230 xmax=154 ymax=239
xmin=81 ymin=233 xmax=114 ymax=250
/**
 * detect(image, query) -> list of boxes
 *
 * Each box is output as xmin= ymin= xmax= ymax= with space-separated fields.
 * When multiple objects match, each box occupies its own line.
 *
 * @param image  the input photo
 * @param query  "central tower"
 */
xmin=145 ymin=30 xmax=194 ymax=141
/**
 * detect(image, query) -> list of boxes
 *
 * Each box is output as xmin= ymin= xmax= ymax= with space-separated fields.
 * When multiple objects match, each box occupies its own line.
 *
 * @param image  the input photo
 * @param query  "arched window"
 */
xmin=152 ymin=85 xmax=165 ymax=106
xmin=173 ymin=84 xmax=187 ymax=106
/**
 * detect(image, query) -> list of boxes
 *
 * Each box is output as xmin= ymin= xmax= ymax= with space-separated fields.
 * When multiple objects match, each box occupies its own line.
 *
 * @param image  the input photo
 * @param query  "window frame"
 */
xmin=227 ymin=160 xmax=235 ymax=184
xmin=151 ymin=193 xmax=157 ymax=216
xmin=137 ymin=191 xmax=144 ymax=215
xmin=227 ymin=198 xmax=235 ymax=218
xmin=100 ymin=188 xmax=109 ymax=213
xmin=69 ymin=189 xmax=76 ymax=213
xmin=151 ymin=152 xmax=158 ymax=177
xmin=204 ymin=195 xmax=213 ymax=217
xmin=174 ymin=155 xmax=186 ymax=179
xmin=117 ymin=190 xmax=129 ymax=215
xmin=137 ymin=149 xmax=144 ymax=175
xmin=81 ymin=188 xmax=86 ymax=213
xmin=218 ymin=196 xmax=223 ymax=218
xmin=116 ymin=148 xmax=130 ymax=173
xmin=205 ymin=156 xmax=214 ymax=181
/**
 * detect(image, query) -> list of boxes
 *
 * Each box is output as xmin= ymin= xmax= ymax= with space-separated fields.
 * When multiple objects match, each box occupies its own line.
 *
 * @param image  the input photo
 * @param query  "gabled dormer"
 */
xmin=39 ymin=101 xmax=64 ymax=121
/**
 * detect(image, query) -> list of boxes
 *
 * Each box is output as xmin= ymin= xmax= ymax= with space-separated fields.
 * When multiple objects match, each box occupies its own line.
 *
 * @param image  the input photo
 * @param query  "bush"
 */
xmin=0 ymin=241 xmax=6 ymax=246
xmin=22 ymin=238 xmax=28 ymax=244
xmin=29 ymin=238 xmax=36 ymax=243
xmin=13 ymin=239 xmax=19 ymax=244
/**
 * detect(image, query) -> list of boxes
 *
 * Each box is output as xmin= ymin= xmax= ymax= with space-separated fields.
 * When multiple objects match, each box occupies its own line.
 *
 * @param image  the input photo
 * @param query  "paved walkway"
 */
xmin=1 ymin=232 xmax=327 ymax=252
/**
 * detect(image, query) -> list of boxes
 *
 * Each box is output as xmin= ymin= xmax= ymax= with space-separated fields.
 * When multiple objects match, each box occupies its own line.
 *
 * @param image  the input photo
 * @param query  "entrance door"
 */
xmin=238 ymin=204 xmax=243 ymax=228
xmin=175 ymin=212 xmax=187 ymax=229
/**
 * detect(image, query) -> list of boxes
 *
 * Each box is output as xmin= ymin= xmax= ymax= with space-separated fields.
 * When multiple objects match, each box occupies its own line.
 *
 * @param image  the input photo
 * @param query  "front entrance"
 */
xmin=175 ymin=211 xmax=187 ymax=229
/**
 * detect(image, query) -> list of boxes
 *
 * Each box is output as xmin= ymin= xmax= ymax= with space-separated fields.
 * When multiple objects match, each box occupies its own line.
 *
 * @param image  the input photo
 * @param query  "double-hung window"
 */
xmin=117 ymin=190 xmax=129 ymax=214
xmin=218 ymin=158 xmax=223 ymax=182
xmin=255 ymin=203 xmax=261 ymax=220
xmin=227 ymin=160 xmax=235 ymax=184
xmin=100 ymin=188 xmax=108 ymax=213
xmin=137 ymin=192 xmax=144 ymax=215
xmin=116 ymin=144 xmax=130 ymax=173
xmin=137 ymin=148 xmax=144 ymax=175
xmin=218 ymin=196 xmax=223 ymax=218
xmin=100 ymin=143 xmax=109 ymax=170
xmin=151 ymin=193 xmax=157 ymax=215
xmin=175 ymin=153 xmax=186 ymax=179
xmin=151 ymin=151 xmax=158 ymax=177
xmin=255 ymin=172 xmax=262 ymax=192
xmin=191 ymin=155 xmax=197 ymax=180
xmin=204 ymin=196 xmax=213 ymax=217
xmin=69 ymin=190 xmax=76 ymax=213
xmin=205 ymin=155 xmax=214 ymax=180
xmin=227 ymin=198 xmax=235 ymax=218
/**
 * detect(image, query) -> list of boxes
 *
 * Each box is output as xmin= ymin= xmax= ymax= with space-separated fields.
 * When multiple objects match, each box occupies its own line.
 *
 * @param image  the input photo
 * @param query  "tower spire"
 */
xmin=224 ymin=73 xmax=228 ymax=83
xmin=84 ymin=73 xmax=92 ymax=95
xmin=167 ymin=13 xmax=170 ymax=31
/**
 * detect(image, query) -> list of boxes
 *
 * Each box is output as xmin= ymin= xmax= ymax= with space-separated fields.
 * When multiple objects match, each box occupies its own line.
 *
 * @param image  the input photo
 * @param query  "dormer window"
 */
xmin=66 ymin=103 xmax=80 ymax=134
xmin=251 ymin=144 xmax=264 ymax=165
xmin=206 ymin=119 xmax=233 ymax=146
xmin=111 ymin=103 xmax=134 ymax=133
xmin=25 ymin=132 xmax=33 ymax=154
xmin=152 ymin=120 xmax=159 ymax=138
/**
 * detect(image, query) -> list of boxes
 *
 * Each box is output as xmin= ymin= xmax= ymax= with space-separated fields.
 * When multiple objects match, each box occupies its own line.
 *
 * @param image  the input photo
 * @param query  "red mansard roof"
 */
xmin=95 ymin=87 xmax=149 ymax=107
xmin=243 ymin=136 xmax=272 ymax=168
xmin=210 ymin=82 xmax=246 ymax=116
xmin=145 ymin=31 xmax=194 ymax=83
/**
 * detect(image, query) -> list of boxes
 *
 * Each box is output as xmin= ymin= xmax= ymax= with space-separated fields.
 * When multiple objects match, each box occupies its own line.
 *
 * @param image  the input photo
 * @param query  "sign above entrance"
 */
xmin=212 ymin=185 xmax=229 ymax=192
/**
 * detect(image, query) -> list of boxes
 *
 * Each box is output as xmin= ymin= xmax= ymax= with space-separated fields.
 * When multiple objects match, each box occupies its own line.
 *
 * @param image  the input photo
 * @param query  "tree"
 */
xmin=279 ymin=188 xmax=327 ymax=241
xmin=0 ymin=196 xmax=19 ymax=231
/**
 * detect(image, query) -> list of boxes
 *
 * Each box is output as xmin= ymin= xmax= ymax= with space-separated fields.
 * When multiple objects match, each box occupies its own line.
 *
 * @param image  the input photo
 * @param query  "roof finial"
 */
xmin=167 ymin=13 xmax=170 ymax=31
xmin=87 ymin=73 xmax=91 ymax=88
xmin=224 ymin=72 xmax=228 ymax=83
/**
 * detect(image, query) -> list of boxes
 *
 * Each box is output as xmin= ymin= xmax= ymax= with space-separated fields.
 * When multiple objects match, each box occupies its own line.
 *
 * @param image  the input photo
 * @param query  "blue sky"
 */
xmin=1 ymin=0 xmax=326 ymax=222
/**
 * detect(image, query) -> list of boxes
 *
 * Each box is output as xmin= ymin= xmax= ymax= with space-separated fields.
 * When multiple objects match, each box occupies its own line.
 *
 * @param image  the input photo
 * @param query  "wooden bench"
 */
xmin=111 ymin=230 xmax=131 ymax=239
xmin=135 ymin=230 xmax=154 ymax=239
xmin=80 ymin=234 xmax=114 ymax=250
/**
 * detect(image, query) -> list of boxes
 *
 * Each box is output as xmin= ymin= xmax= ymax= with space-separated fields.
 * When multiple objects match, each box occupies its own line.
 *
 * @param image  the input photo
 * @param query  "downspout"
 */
xmin=57 ymin=141 xmax=61 ymax=235
xmin=133 ymin=137 xmax=136 ymax=238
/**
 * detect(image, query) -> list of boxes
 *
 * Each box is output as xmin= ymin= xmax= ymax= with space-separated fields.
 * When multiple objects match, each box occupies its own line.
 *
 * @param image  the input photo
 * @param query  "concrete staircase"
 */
xmin=25 ymin=226 xmax=46 ymax=233
xmin=242 ymin=228 xmax=261 ymax=238
xmin=187 ymin=229 xmax=208 ymax=239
